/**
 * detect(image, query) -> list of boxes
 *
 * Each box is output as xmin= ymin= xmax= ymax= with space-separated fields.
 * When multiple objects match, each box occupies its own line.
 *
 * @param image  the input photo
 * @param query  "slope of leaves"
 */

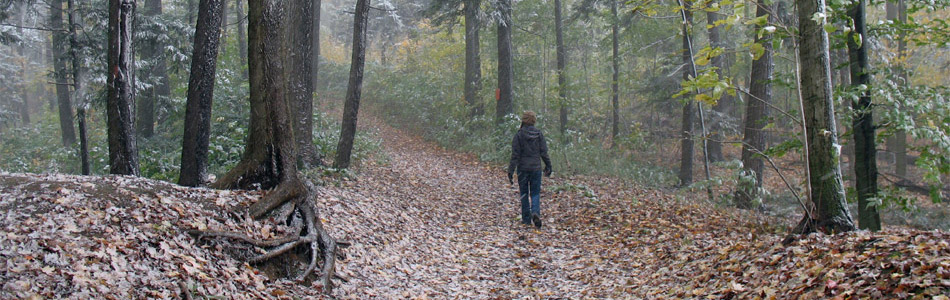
xmin=2 ymin=118 xmax=948 ymax=298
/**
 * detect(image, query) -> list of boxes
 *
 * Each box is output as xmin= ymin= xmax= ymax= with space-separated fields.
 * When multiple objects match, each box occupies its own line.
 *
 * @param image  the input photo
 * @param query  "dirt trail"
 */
xmin=323 ymin=118 xmax=633 ymax=298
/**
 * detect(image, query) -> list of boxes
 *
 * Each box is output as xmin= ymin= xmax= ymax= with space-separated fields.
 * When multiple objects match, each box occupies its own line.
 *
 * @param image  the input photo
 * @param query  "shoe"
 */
xmin=531 ymin=213 xmax=542 ymax=228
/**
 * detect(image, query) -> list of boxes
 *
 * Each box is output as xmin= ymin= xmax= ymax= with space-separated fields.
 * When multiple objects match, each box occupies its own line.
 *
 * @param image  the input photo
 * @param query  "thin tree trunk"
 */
xmin=494 ymin=0 xmax=512 ymax=124
xmin=463 ymin=0 xmax=482 ymax=116
xmin=287 ymin=0 xmax=318 ymax=167
xmin=887 ymin=0 xmax=908 ymax=181
xmin=848 ymin=0 xmax=880 ymax=231
xmin=333 ymin=0 xmax=370 ymax=169
xmin=238 ymin=0 xmax=248 ymax=80
xmin=107 ymin=0 xmax=139 ymax=176
xmin=69 ymin=0 xmax=91 ymax=175
xmin=706 ymin=0 xmax=731 ymax=162
xmin=138 ymin=0 xmax=170 ymax=137
xmin=312 ymin=0 xmax=321 ymax=92
xmin=735 ymin=0 xmax=773 ymax=209
xmin=16 ymin=3 xmax=30 ymax=126
xmin=555 ymin=0 xmax=568 ymax=134
xmin=179 ymin=0 xmax=225 ymax=187
xmin=51 ymin=0 xmax=77 ymax=146
xmin=610 ymin=0 xmax=620 ymax=142
xmin=796 ymin=0 xmax=855 ymax=233
xmin=678 ymin=1 xmax=694 ymax=186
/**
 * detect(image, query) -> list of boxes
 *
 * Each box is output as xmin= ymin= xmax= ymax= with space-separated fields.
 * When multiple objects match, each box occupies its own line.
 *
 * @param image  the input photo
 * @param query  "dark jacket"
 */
xmin=509 ymin=125 xmax=552 ymax=173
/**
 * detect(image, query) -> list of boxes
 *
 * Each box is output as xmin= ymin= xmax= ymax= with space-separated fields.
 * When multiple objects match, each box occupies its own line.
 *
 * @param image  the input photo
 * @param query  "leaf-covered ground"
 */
xmin=1 ymin=122 xmax=948 ymax=299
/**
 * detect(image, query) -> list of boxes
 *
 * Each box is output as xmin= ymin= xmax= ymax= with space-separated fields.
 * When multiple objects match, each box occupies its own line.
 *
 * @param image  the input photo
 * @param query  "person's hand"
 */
xmin=544 ymin=167 xmax=552 ymax=177
xmin=507 ymin=172 xmax=514 ymax=185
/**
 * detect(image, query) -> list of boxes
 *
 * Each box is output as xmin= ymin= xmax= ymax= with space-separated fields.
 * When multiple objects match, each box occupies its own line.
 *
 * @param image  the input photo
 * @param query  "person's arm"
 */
xmin=540 ymin=132 xmax=552 ymax=176
xmin=509 ymin=133 xmax=521 ymax=175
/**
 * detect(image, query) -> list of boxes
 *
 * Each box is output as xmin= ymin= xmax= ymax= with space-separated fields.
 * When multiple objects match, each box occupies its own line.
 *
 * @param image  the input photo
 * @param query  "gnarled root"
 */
xmin=190 ymin=181 xmax=345 ymax=294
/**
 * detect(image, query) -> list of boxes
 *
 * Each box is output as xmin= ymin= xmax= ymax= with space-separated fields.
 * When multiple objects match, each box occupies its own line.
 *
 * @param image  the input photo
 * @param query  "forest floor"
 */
xmin=1 ymin=118 xmax=949 ymax=299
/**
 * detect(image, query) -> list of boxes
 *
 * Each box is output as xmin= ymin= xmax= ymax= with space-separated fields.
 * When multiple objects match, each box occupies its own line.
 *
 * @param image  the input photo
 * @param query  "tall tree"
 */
xmin=107 ymin=0 xmax=139 ymax=175
xmin=464 ymin=0 xmax=482 ymax=116
xmin=50 ymin=0 xmax=77 ymax=146
xmin=735 ymin=0 xmax=773 ymax=209
xmin=796 ymin=0 xmax=855 ymax=233
xmin=848 ymin=0 xmax=880 ymax=231
xmin=333 ymin=0 xmax=370 ymax=169
xmin=886 ymin=0 xmax=908 ymax=181
xmin=179 ymin=0 xmax=225 ymax=187
xmin=555 ymin=0 xmax=568 ymax=134
xmin=15 ymin=2 xmax=30 ymax=125
xmin=610 ymin=0 xmax=620 ymax=142
xmin=677 ymin=0 xmax=695 ymax=186
xmin=704 ymin=0 xmax=732 ymax=162
xmin=286 ymin=0 xmax=318 ymax=167
xmin=207 ymin=0 xmax=339 ymax=290
xmin=312 ymin=0 xmax=321 ymax=91
xmin=494 ymin=0 xmax=512 ymax=123
xmin=136 ymin=0 xmax=171 ymax=138
xmin=69 ymin=0 xmax=91 ymax=175
xmin=237 ymin=0 xmax=248 ymax=80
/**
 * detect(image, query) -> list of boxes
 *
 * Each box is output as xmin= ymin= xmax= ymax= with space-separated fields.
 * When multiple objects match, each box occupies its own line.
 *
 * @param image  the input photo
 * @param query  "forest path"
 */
xmin=323 ymin=115 xmax=640 ymax=298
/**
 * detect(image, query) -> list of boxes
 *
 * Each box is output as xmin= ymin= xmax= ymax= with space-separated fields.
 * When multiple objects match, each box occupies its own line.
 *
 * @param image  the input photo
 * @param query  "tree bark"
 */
xmin=886 ymin=0 xmax=908 ymax=181
xmin=735 ymin=0 xmax=773 ymax=209
xmin=137 ymin=0 xmax=170 ymax=138
xmin=286 ymin=0 xmax=318 ymax=167
xmin=678 ymin=1 xmax=694 ymax=186
xmin=15 ymin=3 xmax=30 ymax=126
xmin=107 ymin=0 xmax=139 ymax=176
xmin=312 ymin=0 xmax=321 ymax=92
xmin=705 ymin=0 xmax=732 ymax=162
xmin=848 ymin=0 xmax=880 ymax=231
xmin=179 ymin=0 xmax=224 ymax=187
xmin=333 ymin=0 xmax=370 ymax=169
xmin=463 ymin=0 xmax=482 ymax=116
xmin=494 ymin=0 xmax=512 ymax=124
xmin=69 ymin=0 xmax=91 ymax=175
xmin=50 ymin=0 xmax=77 ymax=147
xmin=237 ymin=0 xmax=249 ymax=80
xmin=555 ymin=0 xmax=567 ymax=134
xmin=610 ymin=0 xmax=620 ymax=142
xmin=797 ymin=0 xmax=855 ymax=233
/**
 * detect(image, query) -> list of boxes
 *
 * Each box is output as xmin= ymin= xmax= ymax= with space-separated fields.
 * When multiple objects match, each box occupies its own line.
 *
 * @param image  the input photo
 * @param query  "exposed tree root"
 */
xmin=190 ymin=181 xmax=343 ymax=294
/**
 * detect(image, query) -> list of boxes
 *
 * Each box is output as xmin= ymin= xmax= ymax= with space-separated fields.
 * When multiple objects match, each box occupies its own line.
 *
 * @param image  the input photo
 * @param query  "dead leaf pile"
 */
xmin=1 ymin=118 xmax=948 ymax=299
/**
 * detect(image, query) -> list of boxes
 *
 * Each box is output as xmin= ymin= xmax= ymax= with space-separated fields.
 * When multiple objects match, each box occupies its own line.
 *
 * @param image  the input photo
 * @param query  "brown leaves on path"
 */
xmin=1 ymin=118 xmax=948 ymax=299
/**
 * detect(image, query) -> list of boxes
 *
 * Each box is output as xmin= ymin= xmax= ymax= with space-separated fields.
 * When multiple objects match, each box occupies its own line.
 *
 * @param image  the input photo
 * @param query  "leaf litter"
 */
xmin=1 ymin=122 xmax=948 ymax=299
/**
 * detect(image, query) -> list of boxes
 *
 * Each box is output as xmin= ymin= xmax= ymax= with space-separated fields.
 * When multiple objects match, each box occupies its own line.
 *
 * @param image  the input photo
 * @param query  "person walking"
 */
xmin=508 ymin=111 xmax=553 ymax=228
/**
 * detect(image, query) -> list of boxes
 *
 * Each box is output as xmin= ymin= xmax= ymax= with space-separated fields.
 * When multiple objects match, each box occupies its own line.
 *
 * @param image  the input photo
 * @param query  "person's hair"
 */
xmin=521 ymin=111 xmax=536 ymax=126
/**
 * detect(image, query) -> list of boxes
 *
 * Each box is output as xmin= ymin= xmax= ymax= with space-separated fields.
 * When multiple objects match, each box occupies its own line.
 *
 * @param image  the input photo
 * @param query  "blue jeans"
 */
xmin=517 ymin=170 xmax=542 ymax=224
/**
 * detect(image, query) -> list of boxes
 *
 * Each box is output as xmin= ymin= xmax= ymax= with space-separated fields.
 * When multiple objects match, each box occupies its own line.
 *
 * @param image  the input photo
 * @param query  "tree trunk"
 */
xmin=50 ymin=0 xmax=77 ymax=147
xmin=237 ymin=0 xmax=248 ymax=80
xmin=312 ymin=0 xmax=321 ymax=92
xmin=705 ymin=0 xmax=731 ymax=162
xmin=69 ymin=0 xmax=91 ymax=175
xmin=179 ymin=0 xmax=225 ymax=187
xmin=286 ymin=0 xmax=318 ymax=167
xmin=886 ymin=0 xmax=908 ymax=181
xmin=678 ymin=1 xmax=694 ymax=186
xmin=494 ymin=0 xmax=512 ymax=124
xmin=107 ymin=0 xmax=139 ymax=176
xmin=137 ymin=0 xmax=170 ymax=138
xmin=610 ymin=0 xmax=620 ymax=142
xmin=208 ymin=1 xmax=339 ymax=290
xmin=15 ymin=3 xmax=30 ymax=126
xmin=848 ymin=0 xmax=880 ymax=231
xmin=735 ymin=0 xmax=773 ymax=209
xmin=796 ymin=0 xmax=855 ymax=233
xmin=463 ymin=0 xmax=482 ymax=116
xmin=332 ymin=0 xmax=370 ymax=169
xmin=555 ymin=0 xmax=567 ymax=134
